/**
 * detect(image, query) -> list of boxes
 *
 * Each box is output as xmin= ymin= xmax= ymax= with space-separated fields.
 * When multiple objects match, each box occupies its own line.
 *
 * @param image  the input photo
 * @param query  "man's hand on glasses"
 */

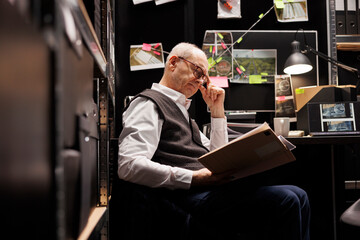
xmin=199 ymin=78 xmax=225 ymax=119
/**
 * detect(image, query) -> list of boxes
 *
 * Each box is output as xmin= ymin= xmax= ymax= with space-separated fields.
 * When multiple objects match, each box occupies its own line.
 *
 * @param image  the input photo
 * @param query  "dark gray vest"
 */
xmin=133 ymin=89 xmax=209 ymax=170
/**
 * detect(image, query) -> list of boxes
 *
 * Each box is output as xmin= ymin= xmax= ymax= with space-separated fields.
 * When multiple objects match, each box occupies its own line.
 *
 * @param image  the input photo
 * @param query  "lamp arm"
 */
xmin=305 ymin=45 xmax=359 ymax=75
xmin=306 ymin=45 xmax=360 ymax=94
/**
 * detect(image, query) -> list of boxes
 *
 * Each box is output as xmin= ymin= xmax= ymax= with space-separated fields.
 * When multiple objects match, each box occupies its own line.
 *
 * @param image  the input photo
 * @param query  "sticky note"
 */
xmin=209 ymin=76 xmax=229 ymax=88
xmin=153 ymin=51 xmax=160 ymax=55
xmin=237 ymin=37 xmax=243 ymax=43
xmin=275 ymin=1 xmax=285 ymax=8
xmin=216 ymin=57 xmax=223 ymax=63
xmin=217 ymin=33 xmax=224 ymax=39
xmin=240 ymin=66 xmax=246 ymax=72
xmin=212 ymin=46 xmax=216 ymax=54
xmin=296 ymin=88 xmax=305 ymax=94
xmin=249 ymin=75 xmax=266 ymax=84
xmin=259 ymin=13 xmax=264 ymax=19
xmin=221 ymin=42 xmax=227 ymax=49
xmin=209 ymin=45 xmax=213 ymax=53
xmin=287 ymin=0 xmax=294 ymax=2
xmin=277 ymin=96 xmax=286 ymax=101
xmin=154 ymin=43 xmax=160 ymax=48
xmin=260 ymin=72 xmax=268 ymax=76
xmin=142 ymin=43 xmax=152 ymax=51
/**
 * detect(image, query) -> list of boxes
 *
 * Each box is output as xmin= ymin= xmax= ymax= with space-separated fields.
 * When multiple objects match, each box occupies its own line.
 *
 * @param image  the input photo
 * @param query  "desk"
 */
xmin=287 ymin=135 xmax=360 ymax=240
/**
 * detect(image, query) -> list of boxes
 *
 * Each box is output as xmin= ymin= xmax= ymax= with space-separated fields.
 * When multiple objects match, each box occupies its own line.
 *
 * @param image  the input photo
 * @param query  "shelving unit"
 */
xmin=328 ymin=0 xmax=360 ymax=83
xmin=0 ymin=1 xmax=115 ymax=240
xmin=78 ymin=207 xmax=108 ymax=240
xmin=327 ymin=2 xmax=360 ymax=239
xmin=55 ymin=1 xmax=115 ymax=239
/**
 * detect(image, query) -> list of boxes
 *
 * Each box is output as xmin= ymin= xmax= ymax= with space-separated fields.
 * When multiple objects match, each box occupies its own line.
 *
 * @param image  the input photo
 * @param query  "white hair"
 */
xmin=166 ymin=42 xmax=206 ymax=63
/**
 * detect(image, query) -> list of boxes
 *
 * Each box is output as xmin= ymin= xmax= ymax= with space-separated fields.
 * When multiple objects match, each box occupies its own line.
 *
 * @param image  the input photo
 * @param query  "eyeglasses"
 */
xmin=177 ymin=56 xmax=208 ymax=84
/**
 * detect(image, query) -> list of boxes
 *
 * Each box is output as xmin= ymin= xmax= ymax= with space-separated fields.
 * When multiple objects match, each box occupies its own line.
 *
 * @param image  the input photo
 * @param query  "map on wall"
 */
xmin=231 ymin=49 xmax=277 ymax=84
xmin=202 ymin=31 xmax=233 ymax=79
xmin=202 ymin=31 xmax=277 ymax=84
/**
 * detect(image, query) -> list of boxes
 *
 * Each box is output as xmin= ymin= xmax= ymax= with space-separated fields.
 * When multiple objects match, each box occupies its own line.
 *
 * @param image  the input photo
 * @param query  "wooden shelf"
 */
xmin=337 ymin=42 xmax=360 ymax=51
xmin=78 ymin=207 xmax=108 ymax=240
xmin=336 ymin=35 xmax=360 ymax=51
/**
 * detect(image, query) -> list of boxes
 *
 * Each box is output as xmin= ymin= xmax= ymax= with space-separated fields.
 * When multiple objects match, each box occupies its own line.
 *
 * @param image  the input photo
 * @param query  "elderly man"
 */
xmin=117 ymin=42 xmax=310 ymax=239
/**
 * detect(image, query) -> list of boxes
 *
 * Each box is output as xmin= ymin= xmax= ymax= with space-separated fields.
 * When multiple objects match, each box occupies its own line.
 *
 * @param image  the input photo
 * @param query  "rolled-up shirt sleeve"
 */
xmin=118 ymin=98 xmax=193 ymax=190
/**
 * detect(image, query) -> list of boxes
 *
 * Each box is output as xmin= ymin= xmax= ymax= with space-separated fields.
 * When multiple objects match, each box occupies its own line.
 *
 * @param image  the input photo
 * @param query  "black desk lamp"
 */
xmin=283 ymin=40 xmax=314 ymax=75
xmin=283 ymin=32 xmax=360 ymax=95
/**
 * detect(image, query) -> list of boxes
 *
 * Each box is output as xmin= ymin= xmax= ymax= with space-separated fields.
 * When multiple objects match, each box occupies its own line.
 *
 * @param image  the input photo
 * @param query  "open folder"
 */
xmin=198 ymin=122 xmax=296 ymax=180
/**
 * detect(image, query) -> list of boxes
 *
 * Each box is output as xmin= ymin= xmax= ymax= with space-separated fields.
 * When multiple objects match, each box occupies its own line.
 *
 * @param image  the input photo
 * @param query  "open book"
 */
xmin=198 ymin=122 xmax=296 ymax=180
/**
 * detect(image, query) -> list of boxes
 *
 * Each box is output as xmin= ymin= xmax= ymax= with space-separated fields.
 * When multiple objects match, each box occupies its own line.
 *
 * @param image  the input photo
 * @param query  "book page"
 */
xmin=201 ymin=122 xmax=270 ymax=159
xmin=198 ymin=122 xmax=296 ymax=179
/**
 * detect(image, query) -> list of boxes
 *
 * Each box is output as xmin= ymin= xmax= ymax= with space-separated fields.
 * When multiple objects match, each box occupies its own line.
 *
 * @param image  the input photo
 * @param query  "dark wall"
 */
xmin=115 ymin=0 xmax=190 ymax=136
xmin=115 ymin=0 xmax=329 ymax=136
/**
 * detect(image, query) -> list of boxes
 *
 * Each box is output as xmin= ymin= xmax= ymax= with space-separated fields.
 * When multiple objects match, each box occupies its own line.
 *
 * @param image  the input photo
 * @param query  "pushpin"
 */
xmin=219 ymin=0 xmax=232 ymax=10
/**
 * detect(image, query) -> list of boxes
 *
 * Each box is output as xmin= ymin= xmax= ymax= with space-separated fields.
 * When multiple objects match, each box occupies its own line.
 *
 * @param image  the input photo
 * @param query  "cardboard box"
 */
xmin=294 ymin=85 xmax=357 ymax=134
xmin=295 ymin=85 xmax=357 ymax=111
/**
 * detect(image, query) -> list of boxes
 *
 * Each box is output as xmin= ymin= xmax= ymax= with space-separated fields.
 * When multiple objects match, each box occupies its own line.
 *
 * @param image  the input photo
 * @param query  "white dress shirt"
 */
xmin=118 ymin=83 xmax=228 ymax=190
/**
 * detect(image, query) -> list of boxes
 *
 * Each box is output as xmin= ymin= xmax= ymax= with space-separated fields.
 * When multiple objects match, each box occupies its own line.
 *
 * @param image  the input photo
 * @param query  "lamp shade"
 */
xmin=283 ymin=40 xmax=313 ymax=75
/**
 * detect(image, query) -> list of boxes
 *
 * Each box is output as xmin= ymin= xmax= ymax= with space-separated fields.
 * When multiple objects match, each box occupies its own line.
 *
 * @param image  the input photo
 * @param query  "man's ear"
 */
xmin=169 ymin=56 xmax=177 ymax=70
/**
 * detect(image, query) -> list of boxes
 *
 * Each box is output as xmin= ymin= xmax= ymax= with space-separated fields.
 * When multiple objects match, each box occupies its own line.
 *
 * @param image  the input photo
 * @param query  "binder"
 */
xmin=336 ymin=0 xmax=346 ymax=34
xmin=358 ymin=0 xmax=360 ymax=34
xmin=346 ymin=0 xmax=358 ymax=34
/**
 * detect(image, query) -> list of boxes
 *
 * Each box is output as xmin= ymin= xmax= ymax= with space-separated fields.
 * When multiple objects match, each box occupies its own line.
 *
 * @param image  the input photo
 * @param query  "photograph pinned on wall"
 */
xmin=129 ymin=43 xmax=165 ymax=71
xmin=132 ymin=0 xmax=153 ymax=5
xmin=231 ymin=49 xmax=276 ymax=84
xmin=274 ymin=75 xmax=296 ymax=120
xmin=202 ymin=31 xmax=234 ymax=79
xmin=274 ymin=0 xmax=308 ymax=22
xmin=275 ymin=74 xmax=293 ymax=97
xmin=155 ymin=0 xmax=177 ymax=5
xmin=132 ymin=0 xmax=177 ymax=4
xmin=217 ymin=0 xmax=241 ymax=19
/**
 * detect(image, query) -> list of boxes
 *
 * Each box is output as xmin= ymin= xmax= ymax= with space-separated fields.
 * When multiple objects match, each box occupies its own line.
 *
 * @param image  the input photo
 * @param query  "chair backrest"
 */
xmin=124 ymin=95 xmax=134 ymax=108
xmin=340 ymin=198 xmax=360 ymax=227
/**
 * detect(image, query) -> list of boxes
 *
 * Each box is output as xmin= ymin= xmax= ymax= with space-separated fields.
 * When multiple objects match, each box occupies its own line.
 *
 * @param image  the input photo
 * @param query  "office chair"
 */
xmin=341 ymin=198 xmax=360 ymax=227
